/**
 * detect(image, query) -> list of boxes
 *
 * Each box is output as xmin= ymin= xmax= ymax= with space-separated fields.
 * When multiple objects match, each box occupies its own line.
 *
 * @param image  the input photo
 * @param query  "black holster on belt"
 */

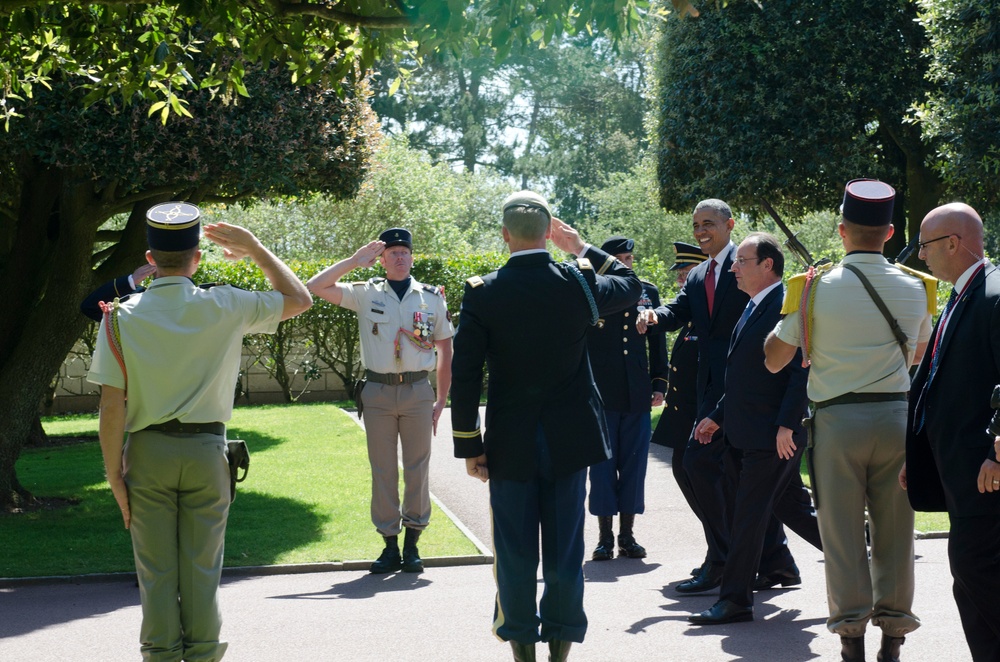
xmin=353 ymin=378 xmax=367 ymax=419
xmin=802 ymin=410 xmax=819 ymax=509
xmin=227 ymin=440 xmax=249 ymax=503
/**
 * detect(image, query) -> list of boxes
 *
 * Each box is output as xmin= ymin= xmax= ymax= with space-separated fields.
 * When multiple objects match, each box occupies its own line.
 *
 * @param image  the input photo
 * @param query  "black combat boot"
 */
xmin=618 ymin=513 xmax=647 ymax=558
xmin=841 ymin=635 xmax=865 ymax=662
xmin=402 ymin=527 xmax=424 ymax=573
xmin=592 ymin=516 xmax=614 ymax=561
xmin=369 ymin=535 xmax=402 ymax=574
xmin=510 ymin=641 xmax=536 ymax=662
xmin=877 ymin=634 xmax=904 ymax=662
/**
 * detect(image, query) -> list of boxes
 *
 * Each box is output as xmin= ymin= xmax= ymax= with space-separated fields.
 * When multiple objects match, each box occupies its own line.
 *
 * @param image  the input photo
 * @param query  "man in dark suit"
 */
xmin=651 ymin=243 xmax=709 ymax=574
xmin=450 ymin=190 xmax=641 ymax=662
xmin=587 ymin=235 xmax=668 ymax=561
xmin=687 ymin=232 xmax=821 ymax=624
xmin=638 ymin=199 xmax=758 ymax=592
xmin=903 ymin=202 xmax=1000 ymax=662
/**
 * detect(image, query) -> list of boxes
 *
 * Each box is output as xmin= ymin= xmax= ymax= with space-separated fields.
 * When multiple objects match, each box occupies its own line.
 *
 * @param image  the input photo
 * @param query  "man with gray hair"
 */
xmin=451 ymin=190 xmax=641 ymax=662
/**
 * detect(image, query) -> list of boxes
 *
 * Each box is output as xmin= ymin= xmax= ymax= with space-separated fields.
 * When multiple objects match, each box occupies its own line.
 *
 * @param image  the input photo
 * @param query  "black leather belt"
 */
xmin=142 ymin=419 xmax=225 ymax=435
xmin=365 ymin=370 xmax=428 ymax=385
xmin=813 ymin=392 xmax=907 ymax=410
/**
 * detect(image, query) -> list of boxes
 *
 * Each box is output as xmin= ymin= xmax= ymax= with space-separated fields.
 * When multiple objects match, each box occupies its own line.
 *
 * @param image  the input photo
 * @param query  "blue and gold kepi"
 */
xmin=670 ymin=241 xmax=708 ymax=270
xmin=842 ymin=179 xmax=895 ymax=227
xmin=146 ymin=202 xmax=201 ymax=251
xmin=379 ymin=227 xmax=412 ymax=249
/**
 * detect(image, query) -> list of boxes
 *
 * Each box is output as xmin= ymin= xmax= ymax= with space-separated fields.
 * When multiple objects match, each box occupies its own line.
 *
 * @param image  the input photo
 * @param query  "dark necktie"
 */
xmin=706 ymin=259 xmax=717 ymax=316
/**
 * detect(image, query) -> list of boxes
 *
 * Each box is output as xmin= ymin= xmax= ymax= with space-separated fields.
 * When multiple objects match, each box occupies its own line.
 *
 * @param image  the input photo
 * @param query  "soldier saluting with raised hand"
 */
xmin=308 ymin=228 xmax=453 ymax=575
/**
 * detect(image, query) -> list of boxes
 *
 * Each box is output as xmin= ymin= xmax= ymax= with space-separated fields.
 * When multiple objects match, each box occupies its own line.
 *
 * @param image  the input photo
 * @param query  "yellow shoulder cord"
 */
xmin=799 ymin=266 xmax=820 ymax=368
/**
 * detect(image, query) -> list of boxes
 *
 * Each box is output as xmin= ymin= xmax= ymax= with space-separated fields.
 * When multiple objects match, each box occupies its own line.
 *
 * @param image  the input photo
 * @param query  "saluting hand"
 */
xmin=204 ymin=223 xmax=262 ymax=261
xmin=353 ymin=241 xmax=385 ymax=269
xmin=549 ymin=217 xmax=586 ymax=256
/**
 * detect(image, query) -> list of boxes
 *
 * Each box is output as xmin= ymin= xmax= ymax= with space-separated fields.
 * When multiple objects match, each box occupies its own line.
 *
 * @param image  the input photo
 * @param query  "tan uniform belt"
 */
xmin=813 ymin=392 xmax=907 ymax=410
xmin=366 ymin=370 xmax=428 ymax=385
xmin=142 ymin=419 xmax=226 ymax=435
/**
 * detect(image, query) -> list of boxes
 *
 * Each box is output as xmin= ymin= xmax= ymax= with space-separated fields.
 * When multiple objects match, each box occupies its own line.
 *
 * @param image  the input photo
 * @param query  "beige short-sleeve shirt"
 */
xmin=88 ymin=277 xmax=285 ymax=431
xmin=774 ymin=253 xmax=932 ymax=402
xmin=339 ymin=277 xmax=454 ymax=374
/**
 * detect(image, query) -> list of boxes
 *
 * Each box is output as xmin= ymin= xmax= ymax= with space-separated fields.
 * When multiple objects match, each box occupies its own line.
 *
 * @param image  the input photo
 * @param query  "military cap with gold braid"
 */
xmin=146 ymin=202 xmax=201 ymax=251
xmin=671 ymin=241 xmax=708 ymax=270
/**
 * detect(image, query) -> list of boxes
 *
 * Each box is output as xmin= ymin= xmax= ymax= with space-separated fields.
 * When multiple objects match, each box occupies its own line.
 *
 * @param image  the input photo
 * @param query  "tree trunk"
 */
xmin=0 ymin=162 xmax=148 ymax=509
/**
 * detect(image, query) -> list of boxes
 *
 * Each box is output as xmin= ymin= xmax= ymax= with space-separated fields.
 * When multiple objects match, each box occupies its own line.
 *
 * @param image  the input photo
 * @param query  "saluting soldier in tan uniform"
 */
xmin=764 ymin=180 xmax=934 ymax=662
xmin=88 ymin=202 xmax=312 ymax=661
xmin=308 ymin=228 xmax=453 ymax=574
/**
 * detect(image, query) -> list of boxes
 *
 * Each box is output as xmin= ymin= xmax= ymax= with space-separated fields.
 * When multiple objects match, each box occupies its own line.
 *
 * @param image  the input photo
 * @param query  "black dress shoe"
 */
xmin=841 ymin=635 xmax=865 ymax=662
xmin=877 ymin=634 xmax=904 ymax=662
xmin=676 ymin=563 xmax=724 ymax=594
xmin=688 ymin=599 xmax=753 ymax=625
xmin=617 ymin=534 xmax=647 ymax=559
xmin=753 ymin=563 xmax=801 ymax=590
xmin=509 ymin=641 xmax=536 ymax=662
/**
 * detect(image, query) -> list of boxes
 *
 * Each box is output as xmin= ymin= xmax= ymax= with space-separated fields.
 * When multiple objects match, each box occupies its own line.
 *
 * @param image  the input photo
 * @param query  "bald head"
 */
xmin=918 ymin=202 xmax=984 ymax=284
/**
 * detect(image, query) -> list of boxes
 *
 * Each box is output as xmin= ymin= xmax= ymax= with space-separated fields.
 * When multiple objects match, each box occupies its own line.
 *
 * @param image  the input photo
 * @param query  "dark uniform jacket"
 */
xmin=451 ymin=246 xmax=642 ymax=481
xmin=81 ymin=276 xmax=142 ymax=322
xmin=907 ymin=263 xmax=1000 ymax=516
xmin=587 ymin=281 xmax=668 ymax=413
xmin=651 ymin=324 xmax=699 ymax=449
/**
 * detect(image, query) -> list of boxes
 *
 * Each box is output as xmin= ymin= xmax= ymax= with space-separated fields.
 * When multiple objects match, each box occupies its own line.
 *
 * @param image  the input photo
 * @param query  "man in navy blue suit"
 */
xmin=687 ymin=232 xmax=821 ymax=624
xmin=904 ymin=202 xmax=1000 ymax=662
xmin=450 ymin=190 xmax=641 ymax=662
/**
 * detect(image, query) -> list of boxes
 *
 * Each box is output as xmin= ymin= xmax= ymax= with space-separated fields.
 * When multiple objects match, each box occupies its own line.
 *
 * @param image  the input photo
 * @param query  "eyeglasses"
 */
xmin=917 ymin=234 xmax=960 ymax=250
xmin=734 ymin=256 xmax=762 ymax=266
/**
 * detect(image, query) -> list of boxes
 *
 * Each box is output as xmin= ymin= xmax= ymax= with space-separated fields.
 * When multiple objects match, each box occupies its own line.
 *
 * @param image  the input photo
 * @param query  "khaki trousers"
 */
xmin=813 ymin=400 xmax=920 ymax=638
xmin=124 ymin=430 xmax=230 ymax=662
xmin=361 ymin=378 xmax=434 ymax=537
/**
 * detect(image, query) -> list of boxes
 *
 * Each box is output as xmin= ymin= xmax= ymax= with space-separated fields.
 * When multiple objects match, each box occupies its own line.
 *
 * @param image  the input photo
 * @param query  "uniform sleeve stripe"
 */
xmin=453 ymin=429 xmax=482 ymax=439
xmin=597 ymin=255 xmax=616 ymax=275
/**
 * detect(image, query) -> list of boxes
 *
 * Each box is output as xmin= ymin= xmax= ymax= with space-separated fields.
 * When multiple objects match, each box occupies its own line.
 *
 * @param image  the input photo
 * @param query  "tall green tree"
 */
xmin=0 ymin=65 xmax=377 ymax=508
xmin=656 ymin=0 xmax=939 ymax=248
xmin=1 ymin=0 xmax=681 ymax=126
xmin=914 ymin=0 xmax=1000 ymax=210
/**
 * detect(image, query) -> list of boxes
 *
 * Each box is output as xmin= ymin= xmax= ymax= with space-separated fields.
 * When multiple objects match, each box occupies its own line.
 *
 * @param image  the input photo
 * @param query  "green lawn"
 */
xmin=650 ymin=407 xmax=950 ymax=534
xmin=3 ymin=403 xmax=478 ymax=578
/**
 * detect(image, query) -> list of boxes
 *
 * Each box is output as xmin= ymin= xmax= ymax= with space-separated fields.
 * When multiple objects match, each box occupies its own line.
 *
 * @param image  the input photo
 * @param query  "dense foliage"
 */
xmin=0 ymin=0 xmax=686 ymax=127
xmin=655 ymin=0 xmax=939 ymax=244
xmin=914 ymin=0 xmax=1000 ymax=209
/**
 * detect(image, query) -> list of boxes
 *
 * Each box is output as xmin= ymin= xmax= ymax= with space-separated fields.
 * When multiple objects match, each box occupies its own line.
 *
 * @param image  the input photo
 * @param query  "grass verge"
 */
xmin=3 ymin=403 xmax=478 ymax=578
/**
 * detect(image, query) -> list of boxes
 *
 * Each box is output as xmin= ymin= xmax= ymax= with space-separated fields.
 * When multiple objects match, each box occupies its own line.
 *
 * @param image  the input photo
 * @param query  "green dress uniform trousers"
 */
xmin=125 ymin=429 xmax=230 ymax=662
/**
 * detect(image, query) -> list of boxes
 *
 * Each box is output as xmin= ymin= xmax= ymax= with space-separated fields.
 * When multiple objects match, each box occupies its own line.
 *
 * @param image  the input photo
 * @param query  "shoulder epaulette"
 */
xmin=640 ymin=279 xmax=655 ymax=288
xmin=420 ymin=283 xmax=445 ymax=297
xmin=781 ymin=273 xmax=808 ymax=315
xmin=199 ymin=282 xmax=225 ymax=290
xmin=895 ymin=263 xmax=939 ymax=316
xmin=576 ymin=257 xmax=593 ymax=271
xmin=466 ymin=276 xmax=485 ymax=288
xmin=369 ymin=277 xmax=386 ymax=285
